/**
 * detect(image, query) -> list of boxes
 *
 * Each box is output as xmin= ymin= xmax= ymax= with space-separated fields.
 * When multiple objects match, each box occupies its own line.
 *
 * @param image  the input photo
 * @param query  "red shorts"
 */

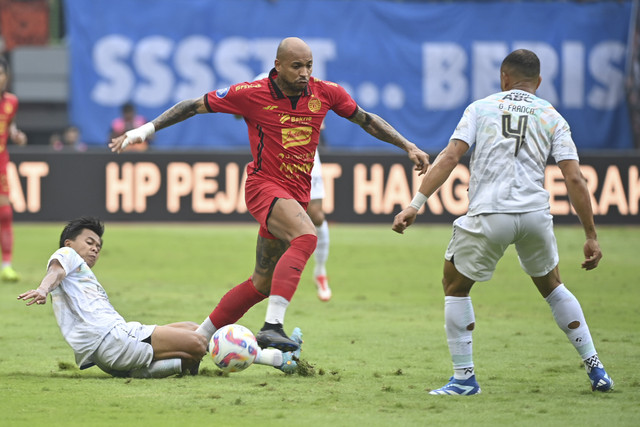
xmin=245 ymin=174 xmax=308 ymax=239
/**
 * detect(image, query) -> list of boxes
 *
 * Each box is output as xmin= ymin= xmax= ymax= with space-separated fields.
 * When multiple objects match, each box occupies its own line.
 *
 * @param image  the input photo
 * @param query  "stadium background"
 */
xmin=1 ymin=0 xmax=638 ymax=223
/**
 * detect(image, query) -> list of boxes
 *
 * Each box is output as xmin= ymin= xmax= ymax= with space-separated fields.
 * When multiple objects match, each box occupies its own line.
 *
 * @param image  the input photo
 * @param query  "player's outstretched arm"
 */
xmin=557 ymin=159 xmax=602 ymax=270
xmin=349 ymin=107 xmax=429 ymax=175
xmin=9 ymin=122 xmax=27 ymax=145
xmin=17 ymin=260 xmax=66 ymax=306
xmin=392 ymin=139 xmax=468 ymax=234
xmin=109 ymin=97 xmax=209 ymax=153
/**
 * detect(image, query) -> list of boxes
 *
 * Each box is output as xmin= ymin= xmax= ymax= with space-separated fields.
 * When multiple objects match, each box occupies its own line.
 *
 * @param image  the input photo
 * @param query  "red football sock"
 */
xmin=270 ymin=234 xmax=317 ymax=301
xmin=0 ymin=205 xmax=13 ymax=264
xmin=209 ymin=277 xmax=267 ymax=329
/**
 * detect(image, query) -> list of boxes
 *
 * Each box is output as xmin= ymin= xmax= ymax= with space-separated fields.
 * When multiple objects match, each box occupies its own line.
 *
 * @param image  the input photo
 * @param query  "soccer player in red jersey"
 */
xmin=110 ymin=37 xmax=429 ymax=354
xmin=0 ymin=56 xmax=27 ymax=282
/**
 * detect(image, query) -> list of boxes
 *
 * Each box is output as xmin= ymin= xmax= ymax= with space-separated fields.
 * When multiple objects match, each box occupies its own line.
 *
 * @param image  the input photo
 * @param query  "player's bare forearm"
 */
xmin=558 ymin=159 xmax=602 ymax=269
xmin=558 ymin=160 xmax=597 ymax=240
xmin=393 ymin=139 xmax=468 ymax=235
xmin=151 ymin=98 xmax=208 ymax=131
xmin=18 ymin=264 xmax=65 ymax=305
xmin=418 ymin=139 xmax=468 ymax=198
xmin=109 ymin=97 xmax=208 ymax=153
xmin=350 ymin=108 xmax=410 ymax=150
xmin=38 ymin=266 xmax=65 ymax=293
xmin=569 ymin=186 xmax=597 ymax=240
xmin=349 ymin=107 xmax=429 ymax=174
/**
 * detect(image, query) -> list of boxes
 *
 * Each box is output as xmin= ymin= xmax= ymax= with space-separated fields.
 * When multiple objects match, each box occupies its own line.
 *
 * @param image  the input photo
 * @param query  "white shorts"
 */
xmin=444 ymin=210 xmax=559 ymax=282
xmin=92 ymin=322 xmax=156 ymax=376
xmin=310 ymin=151 xmax=325 ymax=200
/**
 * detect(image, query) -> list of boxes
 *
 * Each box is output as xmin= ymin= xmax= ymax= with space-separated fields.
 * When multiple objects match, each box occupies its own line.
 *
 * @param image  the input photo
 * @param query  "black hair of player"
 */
xmin=501 ymin=49 xmax=540 ymax=80
xmin=59 ymin=216 xmax=104 ymax=248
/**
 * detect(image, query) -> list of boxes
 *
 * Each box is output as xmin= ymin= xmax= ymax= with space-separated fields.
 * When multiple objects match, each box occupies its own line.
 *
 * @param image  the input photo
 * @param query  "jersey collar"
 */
xmin=267 ymin=68 xmax=312 ymax=99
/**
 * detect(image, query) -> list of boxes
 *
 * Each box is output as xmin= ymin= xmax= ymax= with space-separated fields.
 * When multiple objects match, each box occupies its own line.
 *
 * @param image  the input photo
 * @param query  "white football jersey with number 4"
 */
xmin=451 ymin=89 xmax=579 ymax=216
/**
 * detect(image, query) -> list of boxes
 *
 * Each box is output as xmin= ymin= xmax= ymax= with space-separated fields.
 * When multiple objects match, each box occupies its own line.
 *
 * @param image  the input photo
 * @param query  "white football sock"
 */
xmin=195 ymin=317 xmax=217 ymax=341
xmin=254 ymin=348 xmax=283 ymax=367
xmin=265 ymin=295 xmax=289 ymax=325
xmin=313 ymin=220 xmax=329 ymax=277
xmin=583 ymin=354 xmax=603 ymax=371
xmin=444 ymin=296 xmax=475 ymax=380
xmin=130 ymin=358 xmax=182 ymax=379
xmin=545 ymin=284 xmax=596 ymax=360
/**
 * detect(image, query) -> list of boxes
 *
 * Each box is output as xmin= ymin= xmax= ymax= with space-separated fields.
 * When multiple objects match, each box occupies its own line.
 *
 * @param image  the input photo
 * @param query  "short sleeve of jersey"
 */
xmin=322 ymin=82 xmax=358 ymax=118
xmin=0 ymin=93 xmax=19 ymax=146
xmin=9 ymin=94 xmax=18 ymax=117
xmin=48 ymin=247 xmax=83 ymax=276
xmin=450 ymin=103 xmax=478 ymax=146
xmin=204 ymin=84 xmax=250 ymax=116
xmin=4 ymin=93 xmax=19 ymax=121
xmin=549 ymin=117 xmax=579 ymax=163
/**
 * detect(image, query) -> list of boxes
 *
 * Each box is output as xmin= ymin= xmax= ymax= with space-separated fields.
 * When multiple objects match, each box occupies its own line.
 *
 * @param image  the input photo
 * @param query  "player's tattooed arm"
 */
xmin=349 ymin=106 xmax=430 ymax=174
xmin=151 ymin=98 xmax=209 ymax=131
xmin=109 ymin=97 xmax=210 ymax=153
xmin=349 ymin=107 xmax=409 ymax=150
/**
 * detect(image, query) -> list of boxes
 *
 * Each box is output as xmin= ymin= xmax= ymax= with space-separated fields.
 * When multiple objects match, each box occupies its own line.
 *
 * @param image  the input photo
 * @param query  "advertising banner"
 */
xmin=9 ymin=151 xmax=640 ymax=224
xmin=65 ymin=0 xmax=633 ymax=151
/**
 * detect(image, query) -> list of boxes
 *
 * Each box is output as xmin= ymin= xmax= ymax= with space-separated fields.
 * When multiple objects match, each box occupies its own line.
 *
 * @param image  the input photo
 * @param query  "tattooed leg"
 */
xmin=251 ymin=236 xmax=288 ymax=295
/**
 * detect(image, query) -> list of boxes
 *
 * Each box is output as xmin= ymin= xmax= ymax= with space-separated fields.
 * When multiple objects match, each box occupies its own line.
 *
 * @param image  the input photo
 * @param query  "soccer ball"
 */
xmin=210 ymin=324 xmax=259 ymax=373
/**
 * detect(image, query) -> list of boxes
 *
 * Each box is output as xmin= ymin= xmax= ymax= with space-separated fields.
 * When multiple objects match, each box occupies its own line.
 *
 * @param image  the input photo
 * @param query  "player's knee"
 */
xmin=309 ymin=209 xmax=325 ymax=226
xmin=181 ymin=321 xmax=199 ymax=330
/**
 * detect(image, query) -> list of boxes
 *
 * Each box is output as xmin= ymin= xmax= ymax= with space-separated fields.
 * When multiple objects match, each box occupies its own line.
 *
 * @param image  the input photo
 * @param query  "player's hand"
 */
xmin=109 ymin=123 xmax=155 ymax=153
xmin=408 ymin=147 xmax=430 ymax=175
xmin=109 ymin=131 xmax=142 ymax=154
xmin=10 ymin=125 xmax=27 ymax=146
xmin=17 ymin=289 xmax=48 ymax=306
xmin=392 ymin=207 xmax=418 ymax=234
xmin=109 ymin=134 xmax=131 ymax=153
xmin=581 ymin=238 xmax=602 ymax=270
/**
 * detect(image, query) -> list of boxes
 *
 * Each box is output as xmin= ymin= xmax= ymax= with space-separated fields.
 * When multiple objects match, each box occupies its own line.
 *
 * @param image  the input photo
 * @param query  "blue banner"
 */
xmin=65 ymin=0 xmax=633 ymax=151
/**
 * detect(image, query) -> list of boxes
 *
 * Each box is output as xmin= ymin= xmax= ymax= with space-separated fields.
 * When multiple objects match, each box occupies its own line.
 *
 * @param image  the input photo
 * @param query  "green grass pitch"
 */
xmin=1 ymin=222 xmax=638 ymax=426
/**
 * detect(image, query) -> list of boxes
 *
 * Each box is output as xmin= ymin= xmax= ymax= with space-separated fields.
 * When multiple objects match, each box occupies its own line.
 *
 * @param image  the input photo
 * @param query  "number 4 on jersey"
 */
xmin=502 ymin=114 xmax=528 ymax=156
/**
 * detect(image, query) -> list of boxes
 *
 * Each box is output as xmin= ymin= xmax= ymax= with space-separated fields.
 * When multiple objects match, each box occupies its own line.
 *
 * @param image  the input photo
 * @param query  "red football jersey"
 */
xmin=0 ymin=91 xmax=19 ymax=163
xmin=204 ymin=68 xmax=358 ymax=202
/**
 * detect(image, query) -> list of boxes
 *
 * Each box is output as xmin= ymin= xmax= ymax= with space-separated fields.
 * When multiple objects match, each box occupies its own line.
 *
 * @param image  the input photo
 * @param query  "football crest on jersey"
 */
xmin=216 ymin=87 xmax=230 ymax=98
xmin=308 ymin=97 xmax=321 ymax=113
xmin=3 ymin=102 xmax=13 ymax=114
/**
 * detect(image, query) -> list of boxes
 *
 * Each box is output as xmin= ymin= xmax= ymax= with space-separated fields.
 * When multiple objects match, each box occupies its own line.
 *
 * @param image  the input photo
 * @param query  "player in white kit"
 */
xmin=18 ymin=217 xmax=302 ymax=377
xmin=308 ymin=149 xmax=332 ymax=301
xmin=393 ymin=49 xmax=612 ymax=394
